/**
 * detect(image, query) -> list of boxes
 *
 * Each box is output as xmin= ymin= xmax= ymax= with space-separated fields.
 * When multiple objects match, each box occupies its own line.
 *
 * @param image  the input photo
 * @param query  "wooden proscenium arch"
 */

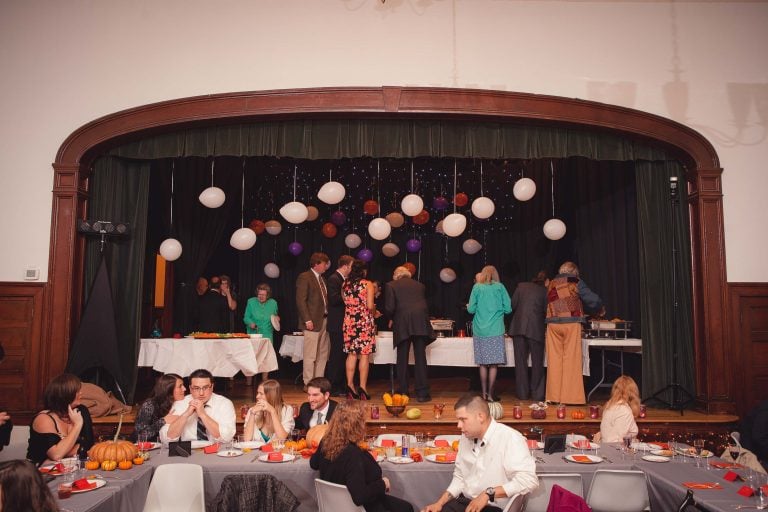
xmin=47 ymin=87 xmax=731 ymax=413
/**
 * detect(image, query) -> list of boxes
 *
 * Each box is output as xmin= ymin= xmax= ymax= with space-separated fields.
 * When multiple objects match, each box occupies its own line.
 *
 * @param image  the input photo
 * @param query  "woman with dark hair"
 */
xmin=133 ymin=373 xmax=185 ymax=442
xmin=0 ymin=459 xmax=59 ymax=512
xmin=243 ymin=379 xmax=294 ymax=442
xmin=26 ymin=373 xmax=94 ymax=466
xmin=342 ymin=259 xmax=376 ymax=400
xmin=310 ymin=401 xmax=413 ymax=512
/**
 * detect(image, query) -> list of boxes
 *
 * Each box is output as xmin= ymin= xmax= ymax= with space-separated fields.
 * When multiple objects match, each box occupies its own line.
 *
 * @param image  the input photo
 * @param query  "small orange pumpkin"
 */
xmin=84 ymin=460 xmax=100 ymax=470
xmin=132 ymin=456 xmax=144 ymax=465
xmin=101 ymin=460 xmax=117 ymax=471
xmin=118 ymin=460 xmax=132 ymax=470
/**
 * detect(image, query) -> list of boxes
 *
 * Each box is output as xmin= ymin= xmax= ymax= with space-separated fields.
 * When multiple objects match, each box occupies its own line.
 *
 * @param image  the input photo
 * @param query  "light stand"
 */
xmin=646 ymin=176 xmax=694 ymax=414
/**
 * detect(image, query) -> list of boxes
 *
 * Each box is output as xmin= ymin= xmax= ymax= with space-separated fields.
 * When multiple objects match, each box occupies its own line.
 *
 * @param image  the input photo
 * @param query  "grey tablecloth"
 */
xmin=51 ymin=462 xmax=154 ymax=512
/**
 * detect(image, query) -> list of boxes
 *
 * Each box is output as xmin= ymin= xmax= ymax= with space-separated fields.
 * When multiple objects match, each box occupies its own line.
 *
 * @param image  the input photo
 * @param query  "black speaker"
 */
xmin=77 ymin=220 xmax=130 ymax=236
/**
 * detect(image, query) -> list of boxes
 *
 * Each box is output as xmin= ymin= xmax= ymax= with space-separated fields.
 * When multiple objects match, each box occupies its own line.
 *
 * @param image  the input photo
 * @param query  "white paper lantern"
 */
xmin=386 ymin=212 xmax=405 ymax=228
xmin=513 ymin=178 xmax=537 ymax=201
xmin=442 ymin=213 xmax=467 ymax=237
xmin=199 ymin=186 xmax=226 ymax=208
xmin=435 ymin=220 xmax=444 ymax=234
xmin=471 ymin=196 xmax=495 ymax=219
xmin=317 ymin=181 xmax=346 ymax=205
xmin=543 ymin=218 xmax=567 ymax=240
xmin=159 ymin=238 xmax=182 ymax=261
xmin=306 ymin=205 xmax=319 ymax=221
xmin=401 ymin=194 xmax=424 ymax=217
xmin=264 ymin=262 xmax=280 ymax=278
xmin=439 ymin=267 xmax=457 ymax=283
xmin=368 ymin=218 xmax=391 ymax=240
xmin=230 ymin=227 xmax=257 ymax=250
xmin=279 ymin=201 xmax=309 ymax=224
xmin=382 ymin=242 xmax=400 ymax=257
xmin=265 ymin=220 xmax=282 ymax=235
xmin=345 ymin=233 xmax=362 ymax=249
xmin=462 ymin=238 xmax=483 ymax=255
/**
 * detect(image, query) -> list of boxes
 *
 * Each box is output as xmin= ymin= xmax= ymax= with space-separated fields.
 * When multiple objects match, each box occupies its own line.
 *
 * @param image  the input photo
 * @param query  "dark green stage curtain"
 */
xmin=83 ymin=157 xmax=150 ymax=403
xmin=636 ymin=161 xmax=695 ymax=399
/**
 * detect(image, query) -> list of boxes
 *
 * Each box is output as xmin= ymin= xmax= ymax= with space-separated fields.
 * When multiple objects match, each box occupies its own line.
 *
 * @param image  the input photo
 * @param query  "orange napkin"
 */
xmin=683 ymin=482 xmax=723 ymax=490
xmin=526 ymin=440 xmax=539 ymax=450
xmin=73 ymin=478 xmax=96 ymax=490
xmin=737 ymin=485 xmax=754 ymax=497
xmin=723 ymin=471 xmax=743 ymax=482
xmin=380 ymin=439 xmax=396 ymax=447
xmin=444 ymin=452 xmax=457 ymax=462
xmin=711 ymin=461 xmax=743 ymax=469
xmin=433 ymin=440 xmax=449 ymax=448
xmin=267 ymin=452 xmax=283 ymax=462
xmin=570 ymin=455 xmax=593 ymax=463
xmin=651 ymin=442 xmax=669 ymax=450
xmin=203 ymin=443 xmax=220 ymax=454
xmin=260 ymin=444 xmax=274 ymax=452
xmin=137 ymin=441 xmax=153 ymax=451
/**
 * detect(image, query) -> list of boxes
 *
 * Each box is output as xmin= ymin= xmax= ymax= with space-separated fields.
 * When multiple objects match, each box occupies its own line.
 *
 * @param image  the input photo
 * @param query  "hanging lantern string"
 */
xmin=550 ymin=160 xmax=556 ymax=217
xmin=210 ymin=159 xmax=215 ymax=187
xmin=377 ymin=160 xmax=381 ymax=208
xmin=483 ymin=229 xmax=488 ymax=266
xmin=240 ymin=160 xmax=246 ymax=228
xmin=410 ymin=161 xmax=414 ymax=193
xmin=169 ymin=160 xmax=175 ymax=231
xmin=480 ymin=160 xmax=484 ymax=196
xmin=453 ymin=160 xmax=458 ymax=213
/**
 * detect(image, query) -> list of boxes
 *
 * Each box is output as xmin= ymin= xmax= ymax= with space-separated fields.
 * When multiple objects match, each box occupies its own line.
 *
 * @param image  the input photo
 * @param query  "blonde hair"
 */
xmin=254 ymin=379 xmax=285 ymax=435
xmin=604 ymin=375 xmax=641 ymax=417
xmin=393 ymin=266 xmax=412 ymax=280
xmin=558 ymin=261 xmax=579 ymax=276
xmin=321 ymin=400 xmax=366 ymax=461
xmin=477 ymin=265 xmax=500 ymax=284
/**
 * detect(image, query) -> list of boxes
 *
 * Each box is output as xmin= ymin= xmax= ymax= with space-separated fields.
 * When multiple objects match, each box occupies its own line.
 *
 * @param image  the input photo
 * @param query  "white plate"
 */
xmin=71 ymin=478 xmax=107 ymax=494
xmin=676 ymin=447 xmax=713 ymax=458
xmin=249 ymin=333 xmax=263 ymax=339
xmin=39 ymin=464 xmax=75 ymax=476
xmin=642 ymin=455 xmax=670 ymax=463
xmin=387 ymin=456 xmax=414 ymax=464
xmin=651 ymin=449 xmax=675 ymax=457
xmin=569 ymin=441 xmax=600 ymax=450
xmin=564 ymin=454 xmax=603 ymax=464
xmin=425 ymin=454 xmax=455 ymax=464
xmin=136 ymin=442 xmax=161 ymax=451
xmin=270 ymin=315 xmax=280 ymax=331
xmin=234 ymin=440 xmax=265 ymax=449
xmin=217 ymin=449 xmax=244 ymax=457
xmin=191 ymin=440 xmax=215 ymax=449
xmin=631 ymin=442 xmax=657 ymax=451
xmin=258 ymin=453 xmax=296 ymax=463
xmin=565 ymin=434 xmax=588 ymax=444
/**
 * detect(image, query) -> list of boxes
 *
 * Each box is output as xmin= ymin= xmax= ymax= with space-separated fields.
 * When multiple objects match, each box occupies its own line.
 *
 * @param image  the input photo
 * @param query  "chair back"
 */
xmin=501 ymin=492 xmax=527 ymax=512
xmin=315 ymin=478 xmax=365 ymax=512
xmin=143 ymin=463 xmax=205 ymax=512
xmin=0 ymin=425 xmax=30 ymax=462
xmin=586 ymin=469 xmax=650 ymax=512
xmin=525 ymin=473 xmax=583 ymax=512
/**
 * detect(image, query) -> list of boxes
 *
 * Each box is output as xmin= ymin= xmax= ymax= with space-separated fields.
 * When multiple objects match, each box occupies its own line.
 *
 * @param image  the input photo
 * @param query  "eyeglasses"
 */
xmin=190 ymin=385 xmax=212 ymax=393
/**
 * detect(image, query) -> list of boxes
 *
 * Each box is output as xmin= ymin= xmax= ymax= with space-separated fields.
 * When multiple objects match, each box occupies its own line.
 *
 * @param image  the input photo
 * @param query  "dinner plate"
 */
xmin=631 ymin=442 xmax=659 ymax=451
xmin=564 ymin=454 xmax=603 ymax=464
xmin=258 ymin=453 xmax=296 ymax=463
xmin=642 ymin=455 xmax=670 ymax=463
xmin=71 ymin=479 xmax=107 ymax=494
xmin=387 ymin=456 xmax=415 ymax=464
xmin=191 ymin=440 xmax=215 ymax=449
xmin=234 ymin=440 xmax=264 ymax=450
xmin=651 ymin=449 xmax=675 ymax=457
xmin=676 ymin=447 xmax=713 ymax=458
xmin=270 ymin=315 xmax=280 ymax=331
xmin=565 ymin=434 xmax=588 ymax=444
xmin=217 ymin=449 xmax=244 ymax=457
xmin=568 ymin=441 xmax=600 ymax=450
xmin=39 ymin=464 xmax=75 ymax=477
xmin=425 ymin=454 xmax=455 ymax=464
xmin=136 ymin=442 xmax=161 ymax=451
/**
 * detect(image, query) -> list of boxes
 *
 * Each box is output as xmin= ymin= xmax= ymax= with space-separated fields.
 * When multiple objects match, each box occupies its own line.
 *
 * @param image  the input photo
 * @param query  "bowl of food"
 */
xmin=385 ymin=405 xmax=406 ymax=417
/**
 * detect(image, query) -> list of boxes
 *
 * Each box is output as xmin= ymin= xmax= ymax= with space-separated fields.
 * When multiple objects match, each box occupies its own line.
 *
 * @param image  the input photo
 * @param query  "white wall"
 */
xmin=1 ymin=0 xmax=766 ymax=282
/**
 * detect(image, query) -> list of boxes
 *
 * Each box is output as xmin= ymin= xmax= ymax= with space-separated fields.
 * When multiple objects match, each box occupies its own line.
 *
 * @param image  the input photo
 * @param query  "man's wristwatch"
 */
xmin=485 ymin=487 xmax=495 ymax=502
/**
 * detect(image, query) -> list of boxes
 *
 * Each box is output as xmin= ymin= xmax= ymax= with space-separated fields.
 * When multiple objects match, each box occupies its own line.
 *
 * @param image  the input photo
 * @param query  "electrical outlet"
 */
xmin=24 ymin=267 xmax=40 ymax=280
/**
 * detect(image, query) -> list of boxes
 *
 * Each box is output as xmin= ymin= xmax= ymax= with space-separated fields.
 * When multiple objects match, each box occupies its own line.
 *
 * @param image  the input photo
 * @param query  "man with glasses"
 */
xmin=160 ymin=368 xmax=236 ymax=443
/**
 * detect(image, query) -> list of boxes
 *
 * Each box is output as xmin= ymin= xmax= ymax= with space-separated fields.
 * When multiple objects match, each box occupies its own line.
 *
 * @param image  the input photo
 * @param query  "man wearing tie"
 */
xmin=296 ymin=252 xmax=332 ymax=388
xmin=325 ymin=254 xmax=354 ymax=397
xmin=160 ymin=368 xmax=236 ymax=443
xmin=294 ymin=377 xmax=338 ymax=431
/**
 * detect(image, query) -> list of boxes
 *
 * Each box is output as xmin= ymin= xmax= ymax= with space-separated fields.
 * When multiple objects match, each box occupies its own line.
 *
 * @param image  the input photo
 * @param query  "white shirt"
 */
xmin=159 ymin=393 xmax=237 ymax=443
xmin=446 ymin=420 xmax=538 ymax=508
xmin=309 ymin=402 xmax=330 ymax=428
xmin=248 ymin=404 xmax=296 ymax=442
xmin=599 ymin=402 xmax=638 ymax=443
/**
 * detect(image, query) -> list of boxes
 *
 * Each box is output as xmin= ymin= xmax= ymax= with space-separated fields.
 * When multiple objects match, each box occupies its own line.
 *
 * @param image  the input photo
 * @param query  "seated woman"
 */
xmin=0 ymin=459 xmax=59 ymax=512
xmin=596 ymin=375 xmax=640 ymax=443
xmin=310 ymin=401 xmax=414 ymax=512
xmin=133 ymin=373 xmax=185 ymax=442
xmin=27 ymin=373 xmax=94 ymax=466
xmin=243 ymin=379 xmax=294 ymax=442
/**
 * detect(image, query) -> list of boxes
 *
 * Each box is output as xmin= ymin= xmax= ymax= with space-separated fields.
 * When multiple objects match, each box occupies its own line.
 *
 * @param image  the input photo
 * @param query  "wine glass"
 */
xmin=622 ymin=434 xmax=633 ymax=460
xmin=693 ymin=439 xmax=705 ymax=468
xmin=727 ymin=441 xmax=740 ymax=462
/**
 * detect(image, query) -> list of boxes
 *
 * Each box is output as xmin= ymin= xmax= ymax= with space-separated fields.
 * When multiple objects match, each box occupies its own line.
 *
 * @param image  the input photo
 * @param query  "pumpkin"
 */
xmin=571 ymin=410 xmax=586 ymax=420
xmin=101 ymin=460 xmax=117 ymax=471
xmin=84 ymin=460 xmax=100 ymax=470
xmin=487 ymin=401 xmax=504 ymax=420
xmin=132 ymin=456 xmax=144 ymax=465
xmin=306 ymin=423 xmax=329 ymax=448
xmin=88 ymin=440 xmax=139 ymax=463
xmin=118 ymin=460 xmax=133 ymax=470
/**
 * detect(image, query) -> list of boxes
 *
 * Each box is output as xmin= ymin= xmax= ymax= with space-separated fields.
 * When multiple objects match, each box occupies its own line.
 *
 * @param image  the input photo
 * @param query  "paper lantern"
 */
xmin=249 ymin=219 xmax=266 ymax=235
xmin=433 ymin=196 xmax=449 ymax=211
xmin=345 ymin=233 xmax=362 ymax=249
xmin=454 ymin=192 xmax=469 ymax=207
xmin=306 ymin=205 xmax=319 ymax=221
xmin=413 ymin=209 xmax=430 ymax=225
xmin=386 ymin=212 xmax=405 ymax=228
xmin=439 ymin=268 xmax=457 ymax=283
xmin=363 ymin=200 xmax=379 ymax=215
xmin=442 ymin=213 xmax=467 ymax=237
xmin=513 ymin=178 xmax=536 ymax=201
xmin=357 ymin=248 xmax=373 ymax=262
xmin=159 ymin=238 xmax=182 ymax=261
xmin=382 ymin=242 xmax=400 ymax=257
xmin=279 ymin=201 xmax=309 ymax=224
xmin=462 ymin=238 xmax=482 ymax=255
xmin=265 ymin=220 xmax=282 ymax=235
xmin=543 ymin=218 xmax=567 ymax=240
xmin=471 ymin=197 xmax=495 ymax=219
xmin=199 ymin=186 xmax=226 ymax=208
xmin=368 ymin=218 xmax=391 ymax=240
xmin=331 ymin=210 xmax=347 ymax=226
xmin=317 ymin=181 xmax=346 ymax=205
xmin=264 ymin=262 xmax=280 ymax=278
xmin=230 ymin=227 xmax=257 ymax=250
xmin=435 ymin=220 xmax=444 ymax=234
xmin=288 ymin=241 xmax=303 ymax=256
xmin=403 ymin=262 xmax=417 ymax=276
xmin=401 ymin=194 xmax=424 ymax=217
xmin=406 ymin=238 xmax=422 ymax=253
xmin=322 ymin=222 xmax=337 ymax=238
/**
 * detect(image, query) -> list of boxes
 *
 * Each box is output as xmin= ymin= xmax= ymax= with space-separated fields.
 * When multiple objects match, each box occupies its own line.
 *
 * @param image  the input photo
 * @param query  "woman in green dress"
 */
xmin=243 ymin=283 xmax=279 ymax=382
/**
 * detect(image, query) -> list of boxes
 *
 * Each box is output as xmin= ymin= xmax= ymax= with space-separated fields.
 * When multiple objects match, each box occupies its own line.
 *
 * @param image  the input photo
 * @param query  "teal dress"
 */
xmin=468 ymin=282 xmax=512 ymax=365
xmin=243 ymin=297 xmax=278 ymax=342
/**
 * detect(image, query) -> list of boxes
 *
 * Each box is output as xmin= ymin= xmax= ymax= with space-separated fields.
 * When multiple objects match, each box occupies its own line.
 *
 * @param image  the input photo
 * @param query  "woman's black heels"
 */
xmin=357 ymin=387 xmax=370 ymax=401
xmin=347 ymin=385 xmax=359 ymax=400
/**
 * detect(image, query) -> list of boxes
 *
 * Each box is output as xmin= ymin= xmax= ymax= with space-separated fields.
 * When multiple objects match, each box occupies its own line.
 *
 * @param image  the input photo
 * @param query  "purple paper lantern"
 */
xmin=433 ymin=196 xmax=449 ymax=211
xmin=357 ymin=248 xmax=373 ymax=262
xmin=331 ymin=210 xmax=347 ymax=226
xmin=288 ymin=241 xmax=303 ymax=256
xmin=406 ymin=238 xmax=422 ymax=253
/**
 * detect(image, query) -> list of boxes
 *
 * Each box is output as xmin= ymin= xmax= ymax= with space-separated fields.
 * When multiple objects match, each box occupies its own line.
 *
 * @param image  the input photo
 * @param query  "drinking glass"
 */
xmin=622 ymin=434 xmax=634 ymax=460
xmin=385 ymin=446 xmax=396 ymax=460
xmin=755 ymin=471 xmax=768 ymax=510
xmin=727 ymin=441 xmax=740 ymax=462
xmin=693 ymin=439 xmax=705 ymax=468
xmin=433 ymin=403 xmax=445 ymax=419
xmin=290 ymin=429 xmax=301 ymax=442
xmin=272 ymin=437 xmax=285 ymax=453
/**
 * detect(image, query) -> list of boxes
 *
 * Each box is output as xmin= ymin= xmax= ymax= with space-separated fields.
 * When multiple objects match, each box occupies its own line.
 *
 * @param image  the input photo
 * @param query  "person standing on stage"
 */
xmin=296 ymin=252 xmax=332 ymax=389
xmin=545 ymin=261 xmax=603 ymax=405
xmin=385 ymin=266 xmax=435 ymax=402
xmin=243 ymin=283 xmax=280 ymax=383
xmin=468 ymin=265 xmax=512 ymax=403
xmin=342 ymin=259 xmax=376 ymax=400
xmin=508 ymin=271 xmax=548 ymax=402
xmin=325 ymin=254 xmax=354 ymax=397
xmin=220 ymin=274 xmax=238 ymax=333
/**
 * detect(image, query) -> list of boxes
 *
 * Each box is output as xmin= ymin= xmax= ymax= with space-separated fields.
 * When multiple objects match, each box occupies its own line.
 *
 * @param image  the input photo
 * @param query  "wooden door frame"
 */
xmin=46 ymin=86 xmax=731 ymax=412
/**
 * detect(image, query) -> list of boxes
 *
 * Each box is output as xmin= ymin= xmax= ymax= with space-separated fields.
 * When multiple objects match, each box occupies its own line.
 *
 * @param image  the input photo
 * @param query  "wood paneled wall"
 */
xmin=728 ymin=283 xmax=768 ymax=417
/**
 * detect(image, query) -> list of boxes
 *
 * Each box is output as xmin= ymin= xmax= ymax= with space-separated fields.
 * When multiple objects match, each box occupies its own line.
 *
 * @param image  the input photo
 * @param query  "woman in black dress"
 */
xmin=310 ymin=400 xmax=413 ymax=512
xmin=133 ymin=373 xmax=185 ymax=442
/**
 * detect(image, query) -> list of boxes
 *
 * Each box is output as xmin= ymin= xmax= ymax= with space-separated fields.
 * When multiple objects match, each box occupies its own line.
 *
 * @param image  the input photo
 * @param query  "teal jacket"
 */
xmin=468 ymin=282 xmax=512 ymax=337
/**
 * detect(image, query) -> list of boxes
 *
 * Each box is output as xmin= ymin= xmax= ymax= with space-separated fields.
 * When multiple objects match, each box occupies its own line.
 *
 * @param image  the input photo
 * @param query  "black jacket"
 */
xmin=310 ymin=442 xmax=387 ymax=512
xmin=294 ymin=400 xmax=338 ymax=431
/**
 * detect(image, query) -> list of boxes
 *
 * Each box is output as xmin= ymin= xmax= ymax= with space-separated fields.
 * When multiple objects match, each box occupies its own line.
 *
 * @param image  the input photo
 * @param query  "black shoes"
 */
xmin=346 ymin=385 xmax=359 ymax=400
xmin=357 ymin=388 xmax=370 ymax=401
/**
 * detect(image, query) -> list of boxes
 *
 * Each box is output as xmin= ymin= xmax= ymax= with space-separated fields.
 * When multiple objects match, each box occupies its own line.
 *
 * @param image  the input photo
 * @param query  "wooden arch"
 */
xmin=46 ymin=87 xmax=731 ymax=413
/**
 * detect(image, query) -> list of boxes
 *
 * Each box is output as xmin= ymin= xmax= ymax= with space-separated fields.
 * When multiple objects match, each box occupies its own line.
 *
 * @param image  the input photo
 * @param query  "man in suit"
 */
xmin=508 ymin=271 xmax=549 ymax=401
xmin=325 ymin=255 xmax=354 ymax=397
xmin=296 ymin=252 xmax=332 ymax=388
xmin=197 ymin=280 xmax=228 ymax=333
xmin=385 ymin=266 xmax=436 ymax=402
xmin=294 ymin=377 xmax=338 ymax=431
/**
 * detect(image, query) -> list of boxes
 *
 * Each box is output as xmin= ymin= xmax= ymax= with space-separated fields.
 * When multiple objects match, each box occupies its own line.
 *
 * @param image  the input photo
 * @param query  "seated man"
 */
xmin=294 ymin=377 xmax=338 ymax=431
xmin=422 ymin=394 xmax=538 ymax=512
xmin=160 ymin=368 xmax=236 ymax=443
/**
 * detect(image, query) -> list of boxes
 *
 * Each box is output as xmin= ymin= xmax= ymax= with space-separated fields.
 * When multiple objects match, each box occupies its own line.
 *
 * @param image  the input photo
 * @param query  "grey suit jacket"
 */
xmin=508 ymin=281 xmax=547 ymax=342
xmin=384 ymin=277 xmax=435 ymax=346
xmin=295 ymin=270 xmax=327 ymax=331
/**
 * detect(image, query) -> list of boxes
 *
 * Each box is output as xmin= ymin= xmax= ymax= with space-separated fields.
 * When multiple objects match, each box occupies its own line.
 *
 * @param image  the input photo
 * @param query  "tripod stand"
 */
xmin=646 ymin=176 xmax=694 ymax=414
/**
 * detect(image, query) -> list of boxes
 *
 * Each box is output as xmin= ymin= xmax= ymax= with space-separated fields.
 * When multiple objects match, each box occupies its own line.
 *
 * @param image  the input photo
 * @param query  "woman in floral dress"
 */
xmin=342 ymin=259 xmax=376 ymax=400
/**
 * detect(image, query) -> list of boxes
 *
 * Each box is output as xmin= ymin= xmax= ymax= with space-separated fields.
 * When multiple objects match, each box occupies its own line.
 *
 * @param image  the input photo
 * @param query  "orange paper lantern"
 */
xmin=413 ymin=209 xmax=430 ymax=225
xmin=322 ymin=222 xmax=338 ymax=238
xmin=454 ymin=192 xmax=469 ymax=207
xmin=248 ymin=219 xmax=266 ymax=235
xmin=363 ymin=200 xmax=379 ymax=215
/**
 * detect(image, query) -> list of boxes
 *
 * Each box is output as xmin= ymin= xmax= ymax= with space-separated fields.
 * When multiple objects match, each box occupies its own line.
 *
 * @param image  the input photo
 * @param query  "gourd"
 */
xmin=84 ymin=460 xmax=100 ymax=470
xmin=118 ymin=460 xmax=133 ymax=470
xmin=306 ymin=423 xmax=329 ymax=448
xmin=100 ymin=460 xmax=117 ymax=471
xmin=487 ymin=401 xmax=504 ymax=420
xmin=87 ymin=414 xmax=139 ymax=463
xmin=132 ymin=456 xmax=145 ymax=465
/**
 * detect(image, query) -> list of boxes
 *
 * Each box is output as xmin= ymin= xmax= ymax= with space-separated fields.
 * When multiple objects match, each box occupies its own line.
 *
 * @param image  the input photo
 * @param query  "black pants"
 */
xmin=512 ymin=335 xmax=546 ymax=401
xmin=365 ymin=494 xmax=415 ymax=512
xmin=441 ymin=494 xmax=502 ymax=512
xmin=325 ymin=328 xmax=345 ymax=391
xmin=396 ymin=336 xmax=430 ymax=397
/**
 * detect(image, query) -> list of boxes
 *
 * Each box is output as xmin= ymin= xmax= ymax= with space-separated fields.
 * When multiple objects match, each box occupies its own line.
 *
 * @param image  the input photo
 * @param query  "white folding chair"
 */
xmin=0 ymin=425 xmax=29 ymax=461
xmin=501 ymin=492 xmax=527 ymax=512
xmin=143 ymin=463 xmax=205 ymax=512
xmin=315 ymin=478 xmax=364 ymax=512
xmin=586 ymin=469 xmax=650 ymax=512
xmin=731 ymin=431 xmax=742 ymax=448
xmin=525 ymin=473 xmax=584 ymax=512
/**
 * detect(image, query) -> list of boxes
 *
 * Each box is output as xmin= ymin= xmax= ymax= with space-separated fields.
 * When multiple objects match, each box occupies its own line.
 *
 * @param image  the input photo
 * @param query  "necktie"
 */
xmin=196 ymin=418 xmax=207 ymax=440
xmin=318 ymin=276 xmax=328 ymax=311
xmin=316 ymin=411 xmax=324 ymax=426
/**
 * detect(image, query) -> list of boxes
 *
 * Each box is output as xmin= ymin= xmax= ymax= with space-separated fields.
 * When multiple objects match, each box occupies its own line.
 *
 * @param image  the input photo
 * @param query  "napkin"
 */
xmin=433 ymin=440 xmax=449 ymax=448
xmin=137 ymin=441 xmax=153 ymax=451
xmin=711 ymin=461 xmax=743 ymax=469
xmin=737 ymin=485 xmax=754 ymax=497
xmin=526 ymin=439 xmax=539 ymax=450
xmin=570 ymin=455 xmax=593 ymax=463
xmin=380 ymin=439 xmax=396 ymax=447
xmin=203 ymin=443 xmax=220 ymax=454
xmin=260 ymin=444 xmax=274 ymax=452
xmin=683 ymin=482 xmax=723 ymax=490
xmin=267 ymin=452 xmax=283 ymax=462
xmin=73 ymin=478 xmax=96 ymax=490
xmin=723 ymin=471 xmax=743 ymax=482
xmin=443 ymin=452 xmax=457 ymax=462
xmin=652 ymin=442 xmax=669 ymax=450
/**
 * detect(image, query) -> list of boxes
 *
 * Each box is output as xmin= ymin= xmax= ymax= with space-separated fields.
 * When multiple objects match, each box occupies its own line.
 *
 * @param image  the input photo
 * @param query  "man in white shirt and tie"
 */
xmin=295 ymin=377 xmax=338 ymax=431
xmin=296 ymin=252 xmax=332 ymax=388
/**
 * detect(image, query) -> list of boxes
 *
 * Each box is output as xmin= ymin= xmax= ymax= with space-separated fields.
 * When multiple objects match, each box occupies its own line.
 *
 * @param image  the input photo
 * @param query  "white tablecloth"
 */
xmin=138 ymin=337 xmax=279 ymax=377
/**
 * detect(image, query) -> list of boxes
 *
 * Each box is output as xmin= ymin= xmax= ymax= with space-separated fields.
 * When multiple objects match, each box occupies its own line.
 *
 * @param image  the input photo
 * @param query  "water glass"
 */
xmin=755 ymin=472 xmax=768 ymax=509
xmin=272 ymin=437 xmax=285 ymax=452
xmin=693 ymin=439 xmax=705 ymax=468
xmin=385 ymin=446 xmax=396 ymax=460
xmin=433 ymin=403 xmax=445 ymax=419
xmin=290 ymin=429 xmax=301 ymax=442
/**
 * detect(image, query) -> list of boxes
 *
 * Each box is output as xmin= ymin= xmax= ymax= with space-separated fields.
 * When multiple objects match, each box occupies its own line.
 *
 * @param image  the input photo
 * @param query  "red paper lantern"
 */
xmin=363 ymin=200 xmax=379 ymax=215
xmin=412 ymin=209 xmax=430 ymax=225
xmin=322 ymin=222 xmax=338 ymax=238
xmin=403 ymin=262 xmax=417 ymax=277
xmin=454 ymin=192 xmax=469 ymax=207
xmin=248 ymin=219 xmax=266 ymax=235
